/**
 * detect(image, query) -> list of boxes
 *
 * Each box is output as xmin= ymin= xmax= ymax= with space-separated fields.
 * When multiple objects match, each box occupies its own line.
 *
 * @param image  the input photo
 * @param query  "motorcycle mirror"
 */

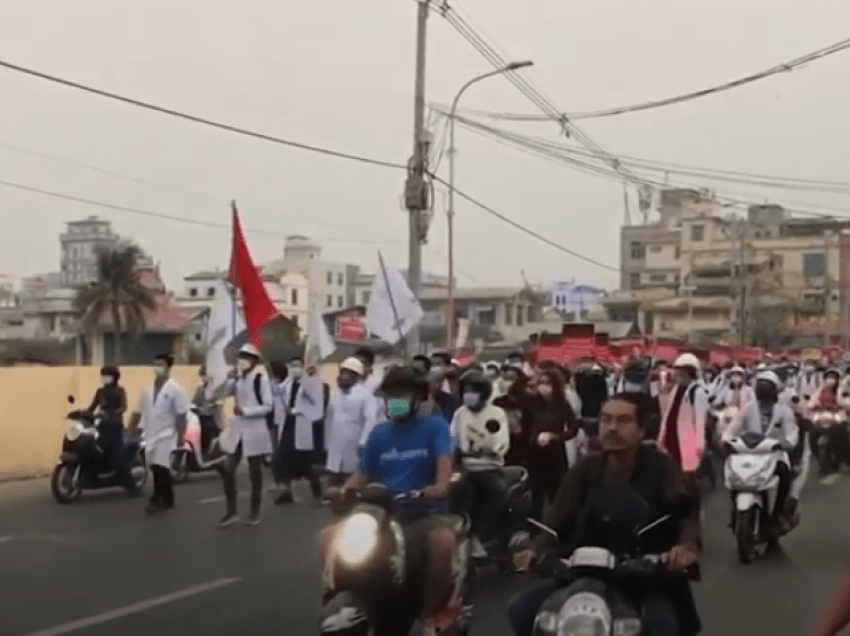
xmin=67 ymin=395 xmax=75 ymax=404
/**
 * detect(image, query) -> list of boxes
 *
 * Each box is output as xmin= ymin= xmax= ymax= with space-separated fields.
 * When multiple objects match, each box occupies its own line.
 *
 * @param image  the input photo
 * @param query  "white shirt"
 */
xmin=326 ymin=384 xmax=378 ymax=474
xmin=221 ymin=367 xmax=274 ymax=457
xmin=135 ymin=377 xmax=191 ymax=468
xmin=450 ymin=403 xmax=510 ymax=471
xmin=278 ymin=376 xmax=320 ymax=451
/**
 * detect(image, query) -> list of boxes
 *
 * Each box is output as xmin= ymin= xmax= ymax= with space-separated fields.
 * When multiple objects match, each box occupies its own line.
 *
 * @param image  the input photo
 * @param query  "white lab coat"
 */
xmin=221 ymin=367 xmax=274 ymax=457
xmin=326 ymin=384 xmax=378 ymax=474
xmin=723 ymin=400 xmax=799 ymax=450
xmin=136 ymin=378 xmax=191 ymax=468
xmin=279 ymin=377 xmax=319 ymax=451
xmin=357 ymin=376 xmax=386 ymax=447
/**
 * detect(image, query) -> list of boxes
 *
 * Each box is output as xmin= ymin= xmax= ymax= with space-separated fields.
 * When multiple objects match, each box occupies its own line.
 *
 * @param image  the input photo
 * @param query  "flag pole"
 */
xmin=378 ymin=251 xmax=409 ymax=363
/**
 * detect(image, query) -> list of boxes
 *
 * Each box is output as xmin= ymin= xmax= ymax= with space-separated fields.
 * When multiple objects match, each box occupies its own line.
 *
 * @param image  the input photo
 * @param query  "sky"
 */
xmin=1 ymin=0 xmax=849 ymax=294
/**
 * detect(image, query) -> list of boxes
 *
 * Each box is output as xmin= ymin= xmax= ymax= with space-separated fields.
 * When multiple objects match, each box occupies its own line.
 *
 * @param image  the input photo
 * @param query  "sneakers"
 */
xmin=246 ymin=513 xmax=261 ymax=527
xmin=275 ymin=487 xmax=294 ymax=505
xmin=218 ymin=514 xmax=239 ymax=528
xmin=470 ymin=536 xmax=488 ymax=559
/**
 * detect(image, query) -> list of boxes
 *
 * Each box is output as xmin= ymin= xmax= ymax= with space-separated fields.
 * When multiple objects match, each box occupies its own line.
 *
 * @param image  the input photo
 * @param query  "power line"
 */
xmin=0 ymin=177 xmax=387 ymax=244
xmin=0 ymin=59 xmax=408 ymax=171
xmin=434 ymin=35 xmax=850 ymax=121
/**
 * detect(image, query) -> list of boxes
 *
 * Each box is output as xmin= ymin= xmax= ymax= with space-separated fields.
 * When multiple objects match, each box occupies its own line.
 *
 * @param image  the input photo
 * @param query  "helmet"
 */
xmin=673 ymin=353 xmax=701 ymax=372
xmin=729 ymin=366 xmax=744 ymax=376
xmin=340 ymin=357 xmax=365 ymax=376
xmin=239 ymin=343 xmax=261 ymax=359
xmin=824 ymin=368 xmax=841 ymax=381
xmin=755 ymin=371 xmax=781 ymax=389
xmin=459 ymin=370 xmax=493 ymax=403
xmin=380 ymin=366 xmax=428 ymax=399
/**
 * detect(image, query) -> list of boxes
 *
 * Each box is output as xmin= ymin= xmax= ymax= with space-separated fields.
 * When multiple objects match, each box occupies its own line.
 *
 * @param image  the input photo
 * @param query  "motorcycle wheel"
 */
xmin=51 ymin=464 xmax=83 ymax=504
xmin=171 ymin=453 xmax=190 ymax=484
xmin=736 ymin=507 xmax=758 ymax=564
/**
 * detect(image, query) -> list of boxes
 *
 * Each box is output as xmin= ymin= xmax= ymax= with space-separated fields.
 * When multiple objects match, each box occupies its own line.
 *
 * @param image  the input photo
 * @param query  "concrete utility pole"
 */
xmin=823 ymin=230 xmax=832 ymax=348
xmin=731 ymin=220 xmax=748 ymax=345
xmin=404 ymin=0 xmax=432 ymax=355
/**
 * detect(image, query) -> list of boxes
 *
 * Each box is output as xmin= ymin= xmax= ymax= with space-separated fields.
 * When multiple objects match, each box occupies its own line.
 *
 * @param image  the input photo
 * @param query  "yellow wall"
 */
xmin=0 ymin=364 xmax=340 ymax=482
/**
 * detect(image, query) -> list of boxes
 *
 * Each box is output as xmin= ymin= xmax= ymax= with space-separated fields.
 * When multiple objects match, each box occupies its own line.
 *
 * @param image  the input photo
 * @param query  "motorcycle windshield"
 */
xmin=567 ymin=483 xmax=651 ymax=559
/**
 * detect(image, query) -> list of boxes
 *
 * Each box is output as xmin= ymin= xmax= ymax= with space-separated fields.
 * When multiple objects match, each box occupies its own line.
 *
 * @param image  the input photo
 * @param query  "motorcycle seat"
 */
xmin=502 ymin=465 xmax=527 ymax=485
xmin=432 ymin=513 xmax=471 ymax=536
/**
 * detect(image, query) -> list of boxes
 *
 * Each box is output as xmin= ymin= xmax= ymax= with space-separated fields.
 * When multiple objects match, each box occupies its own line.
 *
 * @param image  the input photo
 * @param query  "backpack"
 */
xmin=253 ymin=373 xmax=275 ymax=430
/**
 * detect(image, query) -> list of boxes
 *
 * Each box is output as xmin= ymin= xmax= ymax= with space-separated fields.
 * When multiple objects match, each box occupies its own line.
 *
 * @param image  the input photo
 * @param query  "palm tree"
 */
xmin=74 ymin=242 xmax=157 ymax=364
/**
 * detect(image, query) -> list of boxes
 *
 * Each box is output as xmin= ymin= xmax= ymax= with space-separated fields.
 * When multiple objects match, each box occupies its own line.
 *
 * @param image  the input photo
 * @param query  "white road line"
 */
xmin=0 ymin=536 xmax=13 ymax=543
xmin=20 ymin=577 xmax=242 ymax=636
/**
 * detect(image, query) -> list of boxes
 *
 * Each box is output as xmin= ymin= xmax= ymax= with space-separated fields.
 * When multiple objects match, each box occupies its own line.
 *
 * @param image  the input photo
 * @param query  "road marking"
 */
xmin=0 ymin=536 xmax=13 ymax=543
xmin=20 ymin=577 xmax=242 ymax=636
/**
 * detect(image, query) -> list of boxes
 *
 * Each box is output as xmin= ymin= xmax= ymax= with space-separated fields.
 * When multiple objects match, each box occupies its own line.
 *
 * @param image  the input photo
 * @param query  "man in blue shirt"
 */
xmin=324 ymin=366 xmax=458 ymax=634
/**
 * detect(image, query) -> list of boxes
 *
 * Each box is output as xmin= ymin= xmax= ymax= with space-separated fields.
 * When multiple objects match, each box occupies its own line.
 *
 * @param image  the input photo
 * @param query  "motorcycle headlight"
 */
xmin=335 ymin=513 xmax=379 ymax=566
xmin=65 ymin=422 xmax=84 ymax=442
xmin=557 ymin=593 xmax=610 ymax=636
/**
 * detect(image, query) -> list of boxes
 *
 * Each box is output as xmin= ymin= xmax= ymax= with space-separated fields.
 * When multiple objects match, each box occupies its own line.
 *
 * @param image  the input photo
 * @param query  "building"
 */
xmin=0 ymin=273 xmax=13 ymax=307
xmin=178 ymin=267 xmax=310 ymax=333
xmin=616 ymin=188 xmax=850 ymax=344
xmin=59 ymin=216 xmax=154 ymax=287
xmin=547 ymin=280 xmax=605 ymax=320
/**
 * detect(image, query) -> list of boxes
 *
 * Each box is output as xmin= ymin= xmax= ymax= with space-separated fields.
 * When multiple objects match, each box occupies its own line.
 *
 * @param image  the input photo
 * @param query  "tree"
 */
xmin=74 ymin=243 xmax=157 ymax=364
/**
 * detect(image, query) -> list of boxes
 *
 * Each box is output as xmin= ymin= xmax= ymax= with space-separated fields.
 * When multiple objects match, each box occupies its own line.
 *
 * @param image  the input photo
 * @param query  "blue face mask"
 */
xmin=387 ymin=398 xmax=412 ymax=419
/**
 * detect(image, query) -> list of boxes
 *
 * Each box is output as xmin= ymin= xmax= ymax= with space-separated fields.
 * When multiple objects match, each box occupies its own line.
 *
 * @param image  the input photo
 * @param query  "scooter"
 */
xmin=320 ymin=485 xmax=474 ymax=636
xmin=724 ymin=432 xmax=793 ymax=564
xmin=51 ymin=396 xmax=147 ymax=504
xmin=529 ymin=483 xmax=696 ymax=636
xmin=810 ymin=406 xmax=849 ymax=478
xmin=170 ymin=408 xmax=227 ymax=483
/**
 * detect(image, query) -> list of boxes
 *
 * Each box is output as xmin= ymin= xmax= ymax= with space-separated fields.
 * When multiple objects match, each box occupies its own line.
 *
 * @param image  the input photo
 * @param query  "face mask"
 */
xmin=289 ymin=366 xmax=303 ymax=379
xmin=100 ymin=376 xmax=112 ymax=387
xmin=387 ymin=398 xmax=412 ymax=419
xmin=463 ymin=392 xmax=480 ymax=408
xmin=538 ymin=384 xmax=553 ymax=398
xmin=731 ymin=378 xmax=742 ymax=388
xmin=154 ymin=365 xmax=168 ymax=379
xmin=237 ymin=359 xmax=251 ymax=373
xmin=826 ymin=378 xmax=838 ymax=388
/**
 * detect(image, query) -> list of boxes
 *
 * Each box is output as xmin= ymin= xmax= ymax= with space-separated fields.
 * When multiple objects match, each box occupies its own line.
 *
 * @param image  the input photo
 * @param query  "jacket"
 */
xmin=723 ymin=400 xmax=799 ymax=450
xmin=658 ymin=383 xmax=708 ymax=473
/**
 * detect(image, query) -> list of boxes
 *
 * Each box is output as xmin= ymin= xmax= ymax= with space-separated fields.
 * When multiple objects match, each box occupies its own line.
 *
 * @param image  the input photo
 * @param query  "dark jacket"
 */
xmin=87 ymin=384 xmax=127 ymax=427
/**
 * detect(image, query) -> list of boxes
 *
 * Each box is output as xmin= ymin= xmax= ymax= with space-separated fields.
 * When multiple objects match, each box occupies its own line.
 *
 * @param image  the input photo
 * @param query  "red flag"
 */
xmin=228 ymin=202 xmax=279 ymax=347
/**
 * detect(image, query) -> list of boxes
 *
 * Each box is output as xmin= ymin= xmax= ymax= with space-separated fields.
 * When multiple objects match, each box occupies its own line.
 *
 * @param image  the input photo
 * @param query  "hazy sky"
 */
xmin=1 ymin=0 xmax=849 ymax=293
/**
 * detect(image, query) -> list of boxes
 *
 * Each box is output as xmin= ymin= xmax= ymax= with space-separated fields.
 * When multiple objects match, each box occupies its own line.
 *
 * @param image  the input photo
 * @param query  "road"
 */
xmin=1 ymin=468 xmax=848 ymax=636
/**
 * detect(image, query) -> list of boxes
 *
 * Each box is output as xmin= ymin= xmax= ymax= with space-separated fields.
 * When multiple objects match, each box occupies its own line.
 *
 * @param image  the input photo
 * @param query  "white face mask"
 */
xmin=826 ymin=378 xmax=838 ymax=388
xmin=154 ymin=365 xmax=168 ymax=379
xmin=537 ymin=384 xmax=553 ymax=398
xmin=100 ymin=376 xmax=112 ymax=387
xmin=289 ymin=366 xmax=303 ymax=379
xmin=463 ymin=392 xmax=480 ymax=408
xmin=237 ymin=359 xmax=252 ymax=373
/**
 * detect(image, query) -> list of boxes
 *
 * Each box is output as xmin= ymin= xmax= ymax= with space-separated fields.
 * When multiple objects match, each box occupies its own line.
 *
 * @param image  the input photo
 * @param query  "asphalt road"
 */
xmin=1 ymin=467 xmax=849 ymax=636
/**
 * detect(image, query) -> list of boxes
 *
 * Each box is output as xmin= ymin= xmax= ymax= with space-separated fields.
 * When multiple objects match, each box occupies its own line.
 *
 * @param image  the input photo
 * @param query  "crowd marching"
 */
xmin=78 ymin=345 xmax=850 ymax=636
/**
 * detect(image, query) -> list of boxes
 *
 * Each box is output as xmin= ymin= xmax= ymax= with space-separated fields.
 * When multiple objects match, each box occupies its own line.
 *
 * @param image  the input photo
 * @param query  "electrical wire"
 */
xmin=0 ymin=177 xmax=388 ymax=244
xmin=0 ymin=59 xmax=408 ymax=171
xmin=434 ymin=35 xmax=850 ymax=121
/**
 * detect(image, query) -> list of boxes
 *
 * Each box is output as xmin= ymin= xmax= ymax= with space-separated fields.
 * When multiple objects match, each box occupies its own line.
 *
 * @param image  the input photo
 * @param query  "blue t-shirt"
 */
xmin=360 ymin=415 xmax=453 ymax=493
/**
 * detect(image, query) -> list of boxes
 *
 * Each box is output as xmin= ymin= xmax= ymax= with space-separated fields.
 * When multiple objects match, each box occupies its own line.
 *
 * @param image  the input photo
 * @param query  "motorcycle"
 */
xmin=51 ymin=396 xmax=147 ymax=503
xmin=724 ymin=432 xmax=792 ymax=563
xmin=810 ymin=406 xmax=848 ymax=477
xmin=170 ymin=408 xmax=226 ymax=483
xmin=529 ymin=483 xmax=695 ymax=636
xmin=320 ymin=484 xmax=474 ymax=636
xmin=450 ymin=464 xmax=533 ymax=575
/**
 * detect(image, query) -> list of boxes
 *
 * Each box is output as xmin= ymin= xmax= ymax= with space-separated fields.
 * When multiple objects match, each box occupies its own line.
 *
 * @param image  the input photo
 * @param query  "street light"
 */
xmin=446 ymin=60 xmax=533 ymax=349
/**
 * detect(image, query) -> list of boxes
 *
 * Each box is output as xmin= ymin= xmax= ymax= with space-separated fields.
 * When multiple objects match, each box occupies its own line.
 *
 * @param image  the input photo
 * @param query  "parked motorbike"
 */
xmin=810 ymin=407 xmax=848 ymax=477
xmin=170 ymin=408 xmax=226 ymax=483
xmin=724 ymin=432 xmax=793 ymax=563
xmin=529 ymin=483 xmax=695 ymax=636
xmin=320 ymin=484 xmax=474 ymax=636
xmin=450 ymin=464 xmax=533 ymax=574
xmin=51 ymin=396 xmax=147 ymax=504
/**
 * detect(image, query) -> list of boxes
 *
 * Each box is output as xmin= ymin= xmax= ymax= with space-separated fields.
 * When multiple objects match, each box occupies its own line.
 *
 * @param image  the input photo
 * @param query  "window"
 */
xmin=189 ymin=288 xmax=198 ymax=298
xmin=690 ymin=225 xmax=705 ymax=241
xmin=649 ymin=246 xmax=662 ymax=253
xmin=326 ymin=272 xmax=332 ymax=285
xmin=649 ymin=274 xmax=667 ymax=282
xmin=675 ymin=246 xmax=681 ymax=260
xmin=338 ymin=295 xmax=344 ymax=308
xmin=629 ymin=241 xmax=645 ymax=259
xmin=629 ymin=272 xmax=640 ymax=288
xmin=207 ymin=287 xmax=215 ymax=297
xmin=362 ymin=291 xmax=371 ymax=305
xmin=291 ymin=289 xmax=298 ymax=306
xmin=803 ymin=253 xmax=826 ymax=278
xmin=505 ymin=304 xmax=513 ymax=326
xmin=326 ymin=295 xmax=333 ymax=307
xmin=517 ymin=307 xmax=525 ymax=326
xmin=337 ymin=273 xmax=344 ymax=286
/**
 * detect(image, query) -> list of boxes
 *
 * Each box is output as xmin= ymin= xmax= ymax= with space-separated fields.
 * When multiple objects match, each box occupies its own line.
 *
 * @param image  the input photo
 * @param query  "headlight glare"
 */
xmin=557 ymin=592 xmax=610 ymax=636
xmin=335 ymin=513 xmax=379 ymax=565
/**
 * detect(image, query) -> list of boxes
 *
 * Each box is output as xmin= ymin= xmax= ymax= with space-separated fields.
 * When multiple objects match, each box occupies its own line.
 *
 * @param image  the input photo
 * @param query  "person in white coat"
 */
xmin=128 ymin=353 xmax=190 ymax=515
xmin=217 ymin=343 xmax=274 ymax=528
xmin=325 ymin=357 xmax=377 ymax=487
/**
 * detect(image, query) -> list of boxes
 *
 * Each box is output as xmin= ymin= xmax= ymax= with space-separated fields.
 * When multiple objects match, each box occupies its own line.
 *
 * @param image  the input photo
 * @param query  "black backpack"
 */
xmin=253 ymin=373 xmax=276 ymax=430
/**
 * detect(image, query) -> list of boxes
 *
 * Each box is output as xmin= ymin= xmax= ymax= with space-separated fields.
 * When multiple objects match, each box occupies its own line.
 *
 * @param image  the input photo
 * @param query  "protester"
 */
xmin=87 ymin=365 xmax=135 ymax=494
xmin=128 ymin=353 xmax=190 ymax=515
xmin=659 ymin=353 xmax=709 ymax=481
xmin=192 ymin=364 xmax=223 ymax=457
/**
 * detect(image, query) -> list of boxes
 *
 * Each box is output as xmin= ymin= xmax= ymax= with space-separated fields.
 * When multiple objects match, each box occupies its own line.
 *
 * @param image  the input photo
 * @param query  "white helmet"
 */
xmin=673 ymin=353 xmax=701 ymax=372
xmin=238 ymin=343 xmax=261 ymax=359
xmin=729 ymin=366 xmax=745 ymax=376
xmin=755 ymin=371 xmax=781 ymax=389
xmin=340 ymin=357 xmax=365 ymax=376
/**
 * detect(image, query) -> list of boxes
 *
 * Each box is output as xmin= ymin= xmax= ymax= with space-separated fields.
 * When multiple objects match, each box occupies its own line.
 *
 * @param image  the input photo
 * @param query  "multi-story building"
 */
xmin=614 ymin=188 xmax=850 ymax=344
xmin=547 ymin=280 xmax=605 ymax=320
xmin=59 ymin=216 xmax=154 ymax=287
xmin=0 ymin=273 xmax=14 ymax=307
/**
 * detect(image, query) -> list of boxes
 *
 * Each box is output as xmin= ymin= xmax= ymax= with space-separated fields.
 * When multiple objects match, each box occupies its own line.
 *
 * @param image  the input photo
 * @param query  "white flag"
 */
xmin=366 ymin=265 xmax=424 ymax=345
xmin=205 ymin=280 xmax=245 ymax=399
xmin=304 ymin=307 xmax=336 ymax=369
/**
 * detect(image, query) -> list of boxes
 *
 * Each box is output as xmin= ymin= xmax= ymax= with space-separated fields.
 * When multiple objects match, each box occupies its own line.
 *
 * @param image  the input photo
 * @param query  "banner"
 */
xmin=204 ymin=280 xmax=245 ymax=399
xmin=366 ymin=256 xmax=424 ymax=345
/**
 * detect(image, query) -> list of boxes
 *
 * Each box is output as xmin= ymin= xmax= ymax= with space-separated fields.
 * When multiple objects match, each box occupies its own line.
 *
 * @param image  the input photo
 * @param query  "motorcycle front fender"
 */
xmin=735 ymin=492 xmax=762 ymax=512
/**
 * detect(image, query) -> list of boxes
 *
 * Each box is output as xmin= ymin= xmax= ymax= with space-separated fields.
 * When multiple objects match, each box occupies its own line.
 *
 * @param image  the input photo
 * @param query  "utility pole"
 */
xmin=731 ymin=219 xmax=748 ymax=345
xmin=823 ymin=230 xmax=832 ymax=348
xmin=404 ymin=0 xmax=431 ymax=355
